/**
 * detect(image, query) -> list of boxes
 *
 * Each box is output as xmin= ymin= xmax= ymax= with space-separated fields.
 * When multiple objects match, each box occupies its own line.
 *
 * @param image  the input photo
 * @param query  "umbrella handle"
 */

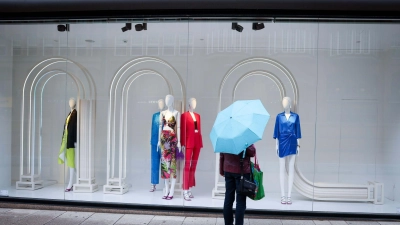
xmin=241 ymin=143 xmax=248 ymax=158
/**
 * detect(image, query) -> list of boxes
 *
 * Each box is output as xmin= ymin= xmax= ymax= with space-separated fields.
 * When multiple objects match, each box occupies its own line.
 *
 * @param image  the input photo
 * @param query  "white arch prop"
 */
xmin=213 ymin=57 xmax=383 ymax=204
xmin=17 ymin=58 xmax=98 ymax=193
xmin=104 ymin=57 xmax=185 ymax=194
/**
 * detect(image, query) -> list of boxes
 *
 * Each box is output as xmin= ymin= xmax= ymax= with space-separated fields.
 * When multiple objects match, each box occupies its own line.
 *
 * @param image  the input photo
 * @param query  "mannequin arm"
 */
xmin=275 ymin=139 xmax=279 ymax=157
xmin=297 ymin=139 xmax=300 ymax=156
xmin=180 ymin=113 xmax=185 ymax=151
xmin=176 ymin=111 xmax=181 ymax=152
xmin=157 ymin=112 xmax=163 ymax=151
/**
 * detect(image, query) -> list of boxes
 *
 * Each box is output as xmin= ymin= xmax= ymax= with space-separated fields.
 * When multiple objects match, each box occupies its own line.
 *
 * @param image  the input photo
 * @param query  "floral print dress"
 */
xmin=160 ymin=115 xmax=177 ymax=179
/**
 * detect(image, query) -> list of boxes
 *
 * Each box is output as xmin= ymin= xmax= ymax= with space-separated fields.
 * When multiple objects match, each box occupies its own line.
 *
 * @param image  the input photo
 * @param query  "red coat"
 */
xmin=180 ymin=112 xmax=203 ymax=148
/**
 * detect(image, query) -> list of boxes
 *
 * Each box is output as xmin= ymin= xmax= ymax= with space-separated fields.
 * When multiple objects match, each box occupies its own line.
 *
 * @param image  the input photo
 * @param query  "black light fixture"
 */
xmin=231 ymin=22 xmax=243 ymax=32
xmin=121 ymin=23 xmax=132 ymax=32
xmin=135 ymin=23 xmax=147 ymax=31
xmin=57 ymin=24 xmax=70 ymax=32
xmin=252 ymin=22 xmax=265 ymax=31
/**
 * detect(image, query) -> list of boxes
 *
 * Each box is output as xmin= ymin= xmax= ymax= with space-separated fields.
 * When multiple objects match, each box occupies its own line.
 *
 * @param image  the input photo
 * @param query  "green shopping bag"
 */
xmin=250 ymin=155 xmax=265 ymax=201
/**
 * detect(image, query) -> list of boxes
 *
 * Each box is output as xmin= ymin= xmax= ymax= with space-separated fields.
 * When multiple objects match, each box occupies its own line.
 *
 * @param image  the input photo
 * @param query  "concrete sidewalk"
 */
xmin=0 ymin=208 xmax=399 ymax=225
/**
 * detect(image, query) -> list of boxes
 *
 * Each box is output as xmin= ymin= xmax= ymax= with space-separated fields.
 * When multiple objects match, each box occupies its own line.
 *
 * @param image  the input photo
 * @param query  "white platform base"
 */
xmin=16 ymin=175 xmax=57 ymax=190
xmin=212 ymin=188 xmax=225 ymax=200
xmin=74 ymin=178 xmax=99 ymax=193
xmin=212 ymin=182 xmax=225 ymax=200
xmin=103 ymin=182 xmax=131 ymax=195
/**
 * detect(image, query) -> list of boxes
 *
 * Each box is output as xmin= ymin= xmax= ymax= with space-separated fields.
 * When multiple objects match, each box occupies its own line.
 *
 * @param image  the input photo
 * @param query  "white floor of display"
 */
xmin=3 ymin=184 xmax=399 ymax=214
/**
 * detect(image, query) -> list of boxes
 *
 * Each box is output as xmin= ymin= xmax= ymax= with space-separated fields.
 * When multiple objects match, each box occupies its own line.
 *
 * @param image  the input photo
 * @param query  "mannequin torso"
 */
xmin=162 ymin=109 xmax=179 ymax=132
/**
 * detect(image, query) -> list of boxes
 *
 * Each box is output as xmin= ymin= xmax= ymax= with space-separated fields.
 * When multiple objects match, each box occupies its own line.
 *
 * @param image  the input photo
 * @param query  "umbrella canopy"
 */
xmin=210 ymin=99 xmax=270 ymax=155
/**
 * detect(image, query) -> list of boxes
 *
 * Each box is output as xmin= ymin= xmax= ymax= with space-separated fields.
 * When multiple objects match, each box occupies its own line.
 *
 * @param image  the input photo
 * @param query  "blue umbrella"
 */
xmin=210 ymin=99 xmax=270 ymax=155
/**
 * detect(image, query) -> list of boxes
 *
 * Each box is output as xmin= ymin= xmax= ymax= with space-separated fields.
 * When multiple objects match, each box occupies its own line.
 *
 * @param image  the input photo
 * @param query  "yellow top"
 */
xmin=65 ymin=113 xmax=71 ymax=130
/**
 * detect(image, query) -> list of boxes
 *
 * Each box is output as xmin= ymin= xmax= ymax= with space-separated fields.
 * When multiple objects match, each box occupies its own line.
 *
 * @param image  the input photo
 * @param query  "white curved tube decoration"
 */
xmin=213 ymin=57 xmax=384 ymax=205
xmin=104 ymin=57 xmax=185 ymax=194
xmin=17 ymin=58 xmax=98 ymax=193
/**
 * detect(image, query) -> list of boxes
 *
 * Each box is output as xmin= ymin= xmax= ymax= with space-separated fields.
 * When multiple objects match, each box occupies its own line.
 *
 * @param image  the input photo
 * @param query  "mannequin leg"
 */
xmin=189 ymin=147 xmax=201 ymax=189
xmin=164 ymin=179 xmax=170 ymax=196
xmin=279 ymin=157 xmax=286 ymax=197
xmin=67 ymin=167 xmax=75 ymax=189
xmin=287 ymin=155 xmax=296 ymax=198
xmin=169 ymin=178 xmax=176 ymax=197
xmin=183 ymin=148 xmax=193 ymax=190
xmin=151 ymin=145 xmax=160 ymax=185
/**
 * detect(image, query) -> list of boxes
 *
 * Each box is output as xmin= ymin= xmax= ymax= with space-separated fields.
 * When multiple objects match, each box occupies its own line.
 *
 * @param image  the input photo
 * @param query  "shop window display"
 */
xmin=0 ymin=21 xmax=399 ymax=215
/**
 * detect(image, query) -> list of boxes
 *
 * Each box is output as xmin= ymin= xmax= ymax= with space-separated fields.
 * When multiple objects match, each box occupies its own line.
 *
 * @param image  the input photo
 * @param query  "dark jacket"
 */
xmin=62 ymin=109 xmax=77 ymax=149
xmin=219 ymin=144 xmax=256 ymax=175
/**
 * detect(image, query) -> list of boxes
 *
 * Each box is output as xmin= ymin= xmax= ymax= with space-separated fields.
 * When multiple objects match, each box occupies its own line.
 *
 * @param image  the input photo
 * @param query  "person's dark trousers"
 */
xmin=223 ymin=172 xmax=250 ymax=225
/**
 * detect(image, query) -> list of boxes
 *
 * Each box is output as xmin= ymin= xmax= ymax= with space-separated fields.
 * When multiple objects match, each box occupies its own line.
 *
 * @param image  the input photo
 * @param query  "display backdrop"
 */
xmin=0 ymin=21 xmax=399 ymax=214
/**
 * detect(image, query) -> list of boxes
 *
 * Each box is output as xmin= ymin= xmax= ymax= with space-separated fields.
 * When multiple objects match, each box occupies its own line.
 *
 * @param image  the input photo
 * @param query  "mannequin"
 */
xmin=58 ymin=97 xmax=77 ymax=192
xmin=273 ymin=97 xmax=301 ymax=204
xmin=180 ymin=98 xmax=203 ymax=201
xmin=158 ymin=94 xmax=181 ymax=200
xmin=150 ymin=99 xmax=165 ymax=192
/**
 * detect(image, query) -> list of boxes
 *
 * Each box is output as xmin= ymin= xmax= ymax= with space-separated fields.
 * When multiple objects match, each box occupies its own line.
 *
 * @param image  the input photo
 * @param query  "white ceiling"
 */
xmin=0 ymin=22 xmax=399 ymax=51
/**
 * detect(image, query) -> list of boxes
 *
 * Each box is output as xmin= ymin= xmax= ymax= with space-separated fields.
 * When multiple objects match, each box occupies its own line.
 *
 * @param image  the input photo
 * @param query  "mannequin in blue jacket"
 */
xmin=150 ymin=99 xmax=165 ymax=192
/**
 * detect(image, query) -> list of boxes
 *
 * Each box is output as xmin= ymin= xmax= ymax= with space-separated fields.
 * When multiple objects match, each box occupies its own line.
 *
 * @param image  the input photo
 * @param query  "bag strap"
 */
xmin=248 ymin=154 xmax=253 ymax=181
xmin=253 ymin=152 xmax=260 ymax=171
xmin=240 ymin=151 xmax=244 ymax=178
xmin=240 ymin=150 xmax=254 ymax=180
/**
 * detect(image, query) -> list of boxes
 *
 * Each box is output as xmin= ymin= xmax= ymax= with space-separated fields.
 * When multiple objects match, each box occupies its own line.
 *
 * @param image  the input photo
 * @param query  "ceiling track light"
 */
xmin=57 ymin=24 xmax=70 ymax=32
xmin=252 ymin=22 xmax=265 ymax=31
xmin=121 ymin=23 xmax=132 ymax=32
xmin=231 ymin=22 xmax=243 ymax=32
xmin=135 ymin=23 xmax=147 ymax=31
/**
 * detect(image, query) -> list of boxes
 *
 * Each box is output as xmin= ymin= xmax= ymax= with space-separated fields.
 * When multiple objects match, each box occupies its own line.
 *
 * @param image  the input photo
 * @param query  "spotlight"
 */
xmin=135 ymin=23 xmax=147 ymax=31
xmin=121 ymin=23 xmax=132 ymax=32
xmin=252 ymin=23 xmax=265 ymax=31
xmin=57 ymin=24 xmax=70 ymax=32
xmin=231 ymin=22 xmax=243 ymax=32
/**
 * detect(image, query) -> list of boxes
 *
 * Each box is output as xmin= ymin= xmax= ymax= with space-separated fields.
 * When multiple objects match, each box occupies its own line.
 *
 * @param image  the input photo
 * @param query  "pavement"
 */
xmin=0 ymin=208 xmax=400 ymax=225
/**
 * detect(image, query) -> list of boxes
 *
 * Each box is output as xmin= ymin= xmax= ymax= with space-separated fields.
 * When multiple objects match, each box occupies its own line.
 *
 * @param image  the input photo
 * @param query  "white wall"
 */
xmin=0 ymin=27 xmax=12 ymax=188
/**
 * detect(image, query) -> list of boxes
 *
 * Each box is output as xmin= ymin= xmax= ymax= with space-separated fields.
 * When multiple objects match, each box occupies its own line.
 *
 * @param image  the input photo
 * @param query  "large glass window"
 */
xmin=0 ymin=19 xmax=399 ymax=215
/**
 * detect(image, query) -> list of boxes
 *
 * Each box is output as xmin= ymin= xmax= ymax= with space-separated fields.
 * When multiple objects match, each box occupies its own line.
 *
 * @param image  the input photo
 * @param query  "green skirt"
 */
xmin=58 ymin=130 xmax=75 ymax=168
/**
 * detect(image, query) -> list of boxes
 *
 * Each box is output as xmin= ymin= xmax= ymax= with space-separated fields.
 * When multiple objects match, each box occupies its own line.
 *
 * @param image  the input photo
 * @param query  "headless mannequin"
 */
xmin=182 ymin=98 xmax=199 ymax=200
xmin=276 ymin=97 xmax=300 ymax=204
xmin=150 ymin=99 xmax=165 ymax=192
xmin=158 ymin=95 xmax=181 ymax=199
xmin=66 ymin=98 xmax=76 ymax=191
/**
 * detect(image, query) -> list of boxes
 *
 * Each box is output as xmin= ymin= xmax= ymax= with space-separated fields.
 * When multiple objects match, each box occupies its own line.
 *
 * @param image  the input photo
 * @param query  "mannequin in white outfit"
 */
xmin=276 ymin=97 xmax=300 ymax=204
xmin=158 ymin=95 xmax=181 ymax=199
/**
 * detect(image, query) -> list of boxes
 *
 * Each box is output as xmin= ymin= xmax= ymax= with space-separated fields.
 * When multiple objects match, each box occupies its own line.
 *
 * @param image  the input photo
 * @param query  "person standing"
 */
xmin=220 ymin=144 xmax=256 ymax=225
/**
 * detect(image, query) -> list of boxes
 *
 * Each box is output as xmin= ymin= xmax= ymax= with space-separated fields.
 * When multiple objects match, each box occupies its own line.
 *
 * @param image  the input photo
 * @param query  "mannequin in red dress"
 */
xmin=180 ymin=98 xmax=203 ymax=201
